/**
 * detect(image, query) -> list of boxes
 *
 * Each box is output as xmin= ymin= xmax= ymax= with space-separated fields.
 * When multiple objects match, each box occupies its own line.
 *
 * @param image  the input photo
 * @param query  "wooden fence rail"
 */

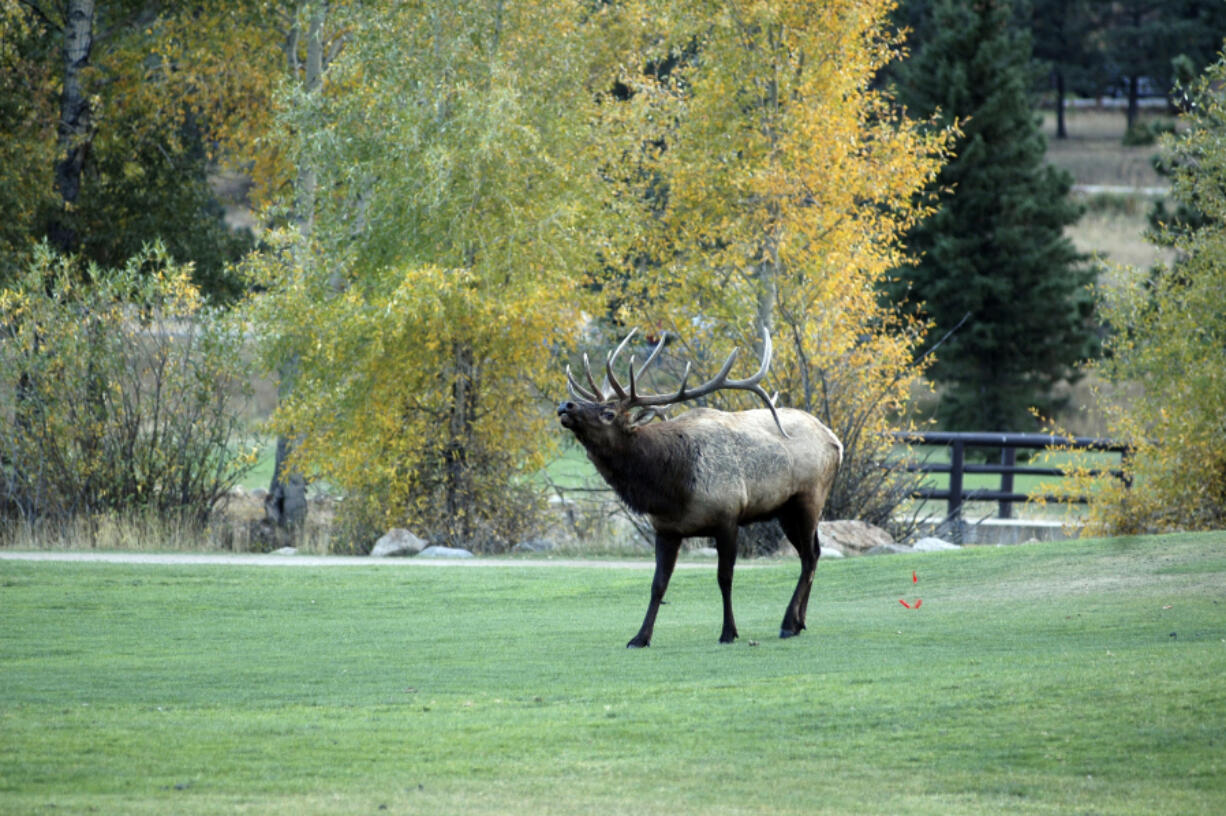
xmin=892 ymin=431 xmax=1132 ymax=527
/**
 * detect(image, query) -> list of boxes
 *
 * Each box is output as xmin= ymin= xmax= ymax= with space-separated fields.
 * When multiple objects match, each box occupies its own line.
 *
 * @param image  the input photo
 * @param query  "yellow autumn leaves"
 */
xmin=244 ymin=0 xmax=954 ymax=543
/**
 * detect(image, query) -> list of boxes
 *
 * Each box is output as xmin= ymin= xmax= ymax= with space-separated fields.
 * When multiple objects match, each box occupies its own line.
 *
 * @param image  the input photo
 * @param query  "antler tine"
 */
xmin=747 ymin=382 xmax=789 ymax=438
xmin=740 ymin=328 xmax=788 ymax=436
xmin=635 ymin=331 xmax=667 ymax=379
xmin=567 ymin=364 xmax=601 ymax=402
xmin=581 ymin=353 xmax=604 ymax=401
xmin=629 ymin=332 xmax=668 ymax=402
xmin=726 ymin=326 xmax=772 ymax=388
xmin=662 ymin=361 xmax=692 ymax=403
xmin=604 ymin=328 xmax=637 ymax=400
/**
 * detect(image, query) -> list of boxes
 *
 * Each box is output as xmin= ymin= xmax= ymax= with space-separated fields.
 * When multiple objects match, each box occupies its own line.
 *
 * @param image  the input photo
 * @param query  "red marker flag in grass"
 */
xmin=900 ymin=571 xmax=921 ymax=608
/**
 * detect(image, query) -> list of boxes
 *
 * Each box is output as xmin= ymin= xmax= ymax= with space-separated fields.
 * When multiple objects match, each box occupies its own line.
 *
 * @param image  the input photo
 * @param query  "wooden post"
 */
xmin=999 ymin=446 xmax=1016 ymax=519
xmin=948 ymin=438 xmax=965 ymax=544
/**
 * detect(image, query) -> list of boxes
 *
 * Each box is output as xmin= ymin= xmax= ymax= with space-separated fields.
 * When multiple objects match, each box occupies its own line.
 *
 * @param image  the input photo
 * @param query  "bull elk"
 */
xmin=557 ymin=328 xmax=842 ymax=647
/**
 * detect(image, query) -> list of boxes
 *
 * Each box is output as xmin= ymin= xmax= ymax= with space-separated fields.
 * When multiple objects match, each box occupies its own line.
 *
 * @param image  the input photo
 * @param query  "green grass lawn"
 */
xmin=2 ymin=533 xmax=1224 ymax=814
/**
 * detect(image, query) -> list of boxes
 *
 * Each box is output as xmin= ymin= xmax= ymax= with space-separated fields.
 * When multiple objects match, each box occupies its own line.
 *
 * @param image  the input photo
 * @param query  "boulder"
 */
xmin=865 ymin=543 xmax=915 ymax=556
xmin=820 ymin=546 xmax=845 ymax=559
xmin=912 ymin=536 xmax=961 ymax=552
xmin=817 ymin=520 xmax=895 ymax=556
xmin=512 ymin=538 xmax=556 ymax=554
xmin=370 ymin=528 xmax=428 ymax=557
xmin=272 ymin=546 xmax=297 ymax=556
xmin=419 ymin=545 xmax=475 ymax=558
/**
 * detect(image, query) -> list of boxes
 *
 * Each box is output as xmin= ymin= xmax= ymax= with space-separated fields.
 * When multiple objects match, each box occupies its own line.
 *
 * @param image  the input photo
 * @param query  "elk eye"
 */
xmin=599 ymin=407 xmax=617 ymax=424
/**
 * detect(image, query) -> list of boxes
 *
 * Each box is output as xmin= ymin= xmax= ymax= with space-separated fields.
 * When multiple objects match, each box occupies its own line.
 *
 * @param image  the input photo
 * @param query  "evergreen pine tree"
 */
xmin=889 ymin=0 xmax=1096 ymax=431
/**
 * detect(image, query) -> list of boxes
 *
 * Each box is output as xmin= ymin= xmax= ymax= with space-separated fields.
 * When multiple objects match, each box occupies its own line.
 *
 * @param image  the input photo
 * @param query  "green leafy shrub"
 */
xmin=0 ymin=243 xmax=258 ymax=523
xmin=1121 ymin=118 xmax=1176 ymax=147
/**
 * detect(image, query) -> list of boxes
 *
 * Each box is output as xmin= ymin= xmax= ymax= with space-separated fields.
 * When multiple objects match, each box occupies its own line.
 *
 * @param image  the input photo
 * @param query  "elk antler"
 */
xmin=567 ymin=328 xmax=669 ymax=404
xmin=606 ymin=327 xmax=788 ymax=437
xmin=566 ymin=355 xmax=603 ymax=402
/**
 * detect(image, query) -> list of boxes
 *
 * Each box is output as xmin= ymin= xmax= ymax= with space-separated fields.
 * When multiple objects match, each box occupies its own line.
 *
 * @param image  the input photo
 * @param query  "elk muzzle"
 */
xmin=557 ymin=400 xmax=579 ymax=429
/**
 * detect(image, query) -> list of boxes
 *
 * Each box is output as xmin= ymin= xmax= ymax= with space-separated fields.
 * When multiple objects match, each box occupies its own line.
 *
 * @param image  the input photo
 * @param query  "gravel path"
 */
xmin=0 ymin=550 xmax=739 ymax=569
xmin=1071 ymin=183 xmax=1168 ymax=196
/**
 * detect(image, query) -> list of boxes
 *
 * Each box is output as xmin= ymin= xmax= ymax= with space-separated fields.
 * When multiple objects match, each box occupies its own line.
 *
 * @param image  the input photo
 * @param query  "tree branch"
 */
xmin=17 ymin=0 xmax=61 ymax=32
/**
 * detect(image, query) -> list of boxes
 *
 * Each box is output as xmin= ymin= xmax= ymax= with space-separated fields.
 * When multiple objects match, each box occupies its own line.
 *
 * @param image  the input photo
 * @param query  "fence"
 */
xmin=892 ymin=431 xmax=1132 ymax=530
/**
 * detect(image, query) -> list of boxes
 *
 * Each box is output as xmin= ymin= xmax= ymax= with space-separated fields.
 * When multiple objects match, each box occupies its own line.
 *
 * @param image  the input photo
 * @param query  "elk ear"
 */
xmin=629 ymin=406 xmax=667 ymax=427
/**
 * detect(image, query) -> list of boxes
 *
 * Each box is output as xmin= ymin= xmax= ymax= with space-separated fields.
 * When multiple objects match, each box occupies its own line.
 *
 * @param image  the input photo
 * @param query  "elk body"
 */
xmin=557 ymin=329 xmax=842 ymax=647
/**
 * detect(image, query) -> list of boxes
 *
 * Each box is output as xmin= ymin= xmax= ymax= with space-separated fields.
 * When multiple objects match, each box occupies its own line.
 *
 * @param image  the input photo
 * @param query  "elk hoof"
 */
xmin=626 ymin=638 xmax=650 ymax=649
xmin=779 ymin=627 xmax=803 ymax=639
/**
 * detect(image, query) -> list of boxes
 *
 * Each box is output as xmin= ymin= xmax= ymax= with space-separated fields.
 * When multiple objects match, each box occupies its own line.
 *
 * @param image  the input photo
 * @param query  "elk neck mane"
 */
xmin=580 ymin=423 xmax=697 ymax=517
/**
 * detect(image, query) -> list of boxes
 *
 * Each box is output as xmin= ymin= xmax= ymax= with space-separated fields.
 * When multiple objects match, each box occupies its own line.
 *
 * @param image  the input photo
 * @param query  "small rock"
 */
xmin=418 ymin=545 xmax=474 ymax=558
xmin=250 ymin=487 xmax=269 ymax=500
xmin=865 ymin=543 xmax=915 ymax=556
xmin=272 ymin=546 xmax=297 ymax=555
xmin=912 ymin=537 xmax=960 ymax=552
xmin=371 ymin=528 xmax=428 ymax=557
xmin=820 ymin=546 xmax=845 ymax=558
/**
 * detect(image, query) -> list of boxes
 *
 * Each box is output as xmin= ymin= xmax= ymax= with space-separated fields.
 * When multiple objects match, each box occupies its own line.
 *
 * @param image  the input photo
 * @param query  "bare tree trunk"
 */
xmin=1053 ymin=69 xmax=1067 ymax=140
xmin=266 ymin=1 xmax=327 ymax=536
xmin=753 ymin=216 xmax=780 ymax=363
xmin=754 ymin=259 xmax=777 ymax=343
xmin=294 ymin=1 xmax=325 ymax=239
xmin=1126 ymin=74 xmax=1140 ymax=132
xmin=49 ymin=0 xmax=95 ymax=253
xmin=10 ymin=0 xmax=95 ymax=520
xmin=443 ymin=342 xmax=478 ymax=547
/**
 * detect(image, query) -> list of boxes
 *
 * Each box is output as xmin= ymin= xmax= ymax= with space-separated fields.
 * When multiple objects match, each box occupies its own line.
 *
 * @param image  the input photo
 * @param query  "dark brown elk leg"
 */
xmin=714 ymin=525 xmax=739 ymax=644
xmin=627 ymin=532 xmax=682 ymax=648
xmin=778 ymin=498 xmax=820 ymax=638
xmin=798 ymin=531 xmax=821 ymax=625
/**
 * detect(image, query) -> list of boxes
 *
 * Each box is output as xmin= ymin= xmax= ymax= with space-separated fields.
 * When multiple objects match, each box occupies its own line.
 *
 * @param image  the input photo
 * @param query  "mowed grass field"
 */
xmin=2 ymin=533 xmax=1224 ymax=815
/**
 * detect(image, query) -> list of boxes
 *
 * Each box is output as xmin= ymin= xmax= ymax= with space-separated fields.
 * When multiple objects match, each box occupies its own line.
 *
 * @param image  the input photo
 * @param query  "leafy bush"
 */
xmin=1121 ymin=118 xmax=1176 ymax=147
xmin=0 ymin=243 xmax=257 ymax=523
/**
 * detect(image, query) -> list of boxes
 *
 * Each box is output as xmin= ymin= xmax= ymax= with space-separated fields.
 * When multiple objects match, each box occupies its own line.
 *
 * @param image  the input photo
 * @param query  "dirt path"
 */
xmin=0 ymin=550 xmax=748 ymax=569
